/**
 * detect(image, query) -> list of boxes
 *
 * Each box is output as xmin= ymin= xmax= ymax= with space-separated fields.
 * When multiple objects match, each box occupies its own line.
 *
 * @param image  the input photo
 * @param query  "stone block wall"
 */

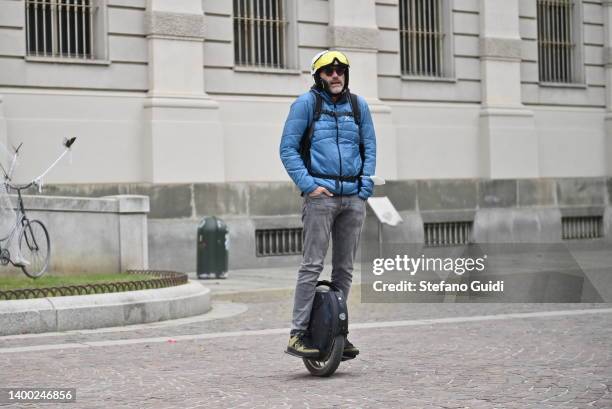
xmin=0 ymin=195 xmax=149 ymax=276
xmin=30 ymin=179 xmax=612 ymax=272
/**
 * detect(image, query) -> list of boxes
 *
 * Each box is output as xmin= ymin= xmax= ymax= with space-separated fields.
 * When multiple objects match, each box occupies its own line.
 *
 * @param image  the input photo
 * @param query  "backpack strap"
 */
xmin=313 ymin=90 xmax=323 ymax=121
xmin=348 ymin=92 xmax=365 ymax=191
xmin=349 ymin=92 xmax=361 ymax=127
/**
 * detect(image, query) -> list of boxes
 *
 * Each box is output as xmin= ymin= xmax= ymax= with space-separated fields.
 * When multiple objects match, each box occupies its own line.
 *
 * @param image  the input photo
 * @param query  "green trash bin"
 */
xmin=197 ymin=216 xmax=229 ymax=279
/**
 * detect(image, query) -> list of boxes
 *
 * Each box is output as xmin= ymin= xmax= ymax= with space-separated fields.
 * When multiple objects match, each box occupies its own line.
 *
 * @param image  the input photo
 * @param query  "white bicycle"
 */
xmin=0 ymin=137 xmax=76 ymax=278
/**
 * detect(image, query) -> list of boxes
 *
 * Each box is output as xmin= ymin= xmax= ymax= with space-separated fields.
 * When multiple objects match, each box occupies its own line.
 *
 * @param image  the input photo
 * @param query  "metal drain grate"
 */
xmin=562 ymin=216 xmax=603 ymax=240
xmin=256 ymin=228 xmax=303 ymax=257
xmin=424 ymin=222 xmax=472 ymax=247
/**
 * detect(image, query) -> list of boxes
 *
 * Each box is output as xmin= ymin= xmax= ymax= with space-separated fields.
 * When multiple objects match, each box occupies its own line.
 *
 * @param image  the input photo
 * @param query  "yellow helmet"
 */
xmin=310 ymin=50 xmax=350 ymax=75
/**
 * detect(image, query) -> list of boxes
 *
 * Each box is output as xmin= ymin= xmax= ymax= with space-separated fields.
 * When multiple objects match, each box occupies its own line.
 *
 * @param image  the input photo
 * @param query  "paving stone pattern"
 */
xmin=0 ymin=297 xmax=611 ymax=408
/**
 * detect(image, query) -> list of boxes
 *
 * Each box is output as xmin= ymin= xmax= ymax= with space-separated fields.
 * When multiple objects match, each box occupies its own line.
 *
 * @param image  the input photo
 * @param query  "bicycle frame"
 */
xmin=0 ymin=187 xmax=30 ymax=267
xmin=0 ymin=142 xmax=21 ymax=184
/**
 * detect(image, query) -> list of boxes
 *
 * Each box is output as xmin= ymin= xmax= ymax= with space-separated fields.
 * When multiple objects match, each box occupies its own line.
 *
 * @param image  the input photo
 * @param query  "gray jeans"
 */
xmin=291 ymin=194 xmax=366 ymax=331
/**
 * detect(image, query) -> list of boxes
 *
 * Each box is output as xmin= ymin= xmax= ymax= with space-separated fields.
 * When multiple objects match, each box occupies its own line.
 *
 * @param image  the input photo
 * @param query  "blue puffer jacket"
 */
xmin=279 ymin=88 xmax=377 ymax=199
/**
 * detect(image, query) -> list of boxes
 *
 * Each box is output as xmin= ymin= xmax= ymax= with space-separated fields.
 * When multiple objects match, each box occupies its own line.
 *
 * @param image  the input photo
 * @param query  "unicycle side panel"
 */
xmin=307 ymin=290 xmax=335 ymax=357
xmin=301 ymin=281 xmax=351 ymax=377
xmin=307 ymin=282 xmax=349 ymax=359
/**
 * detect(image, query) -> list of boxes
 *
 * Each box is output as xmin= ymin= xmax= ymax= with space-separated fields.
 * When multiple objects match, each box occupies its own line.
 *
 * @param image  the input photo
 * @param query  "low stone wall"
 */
xmin=0 ymin=282 xmax=210 ymax=335
xmin=0 ymin=195 xmax=149 ymax=276
xmin=30 ymin=178 xmax=612 ymax=271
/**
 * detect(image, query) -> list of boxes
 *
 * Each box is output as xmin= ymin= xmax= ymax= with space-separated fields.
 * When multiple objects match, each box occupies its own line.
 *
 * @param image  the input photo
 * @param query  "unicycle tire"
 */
xmin=302 ymin=335 xmax=345 ymax=377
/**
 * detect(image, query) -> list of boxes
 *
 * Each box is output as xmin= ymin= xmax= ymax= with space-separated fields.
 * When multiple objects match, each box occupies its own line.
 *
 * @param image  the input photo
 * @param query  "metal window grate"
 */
xmin=255 ymin=228 xmax=302 ymax=257
xmin=537 ymin=0 xmax=575 ymax=83
xmin=561 ymin=216 xmax=603 ymax=240
xmin=399 ymin=0 xmax=445 ymax=77
xmin=424 ymin=221 xmax=472 ymax=247
xmin=25 ymin=0 xmax=97 ymax=59
xmin=233 ymin=0 xmax=287 ymax=68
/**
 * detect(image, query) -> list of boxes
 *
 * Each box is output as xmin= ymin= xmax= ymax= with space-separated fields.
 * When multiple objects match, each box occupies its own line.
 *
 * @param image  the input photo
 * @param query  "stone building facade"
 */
xmin=0 ymin=0 xmax=610 ymax=271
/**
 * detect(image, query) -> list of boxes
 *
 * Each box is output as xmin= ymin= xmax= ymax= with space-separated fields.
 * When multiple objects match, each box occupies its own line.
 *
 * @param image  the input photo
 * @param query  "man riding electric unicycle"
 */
xmin=279 ymin=50 xmax=377 ymax=376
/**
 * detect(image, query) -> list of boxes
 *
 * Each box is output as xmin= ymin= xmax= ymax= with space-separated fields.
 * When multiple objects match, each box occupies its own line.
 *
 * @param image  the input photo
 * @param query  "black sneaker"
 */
xmin=343 ymin=339 xmax=359 ymax=358
xmin=286 ymin=331 xmax=320 ymax=358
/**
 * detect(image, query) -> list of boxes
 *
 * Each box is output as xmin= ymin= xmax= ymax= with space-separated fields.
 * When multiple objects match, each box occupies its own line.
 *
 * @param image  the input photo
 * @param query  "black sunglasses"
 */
xmin=322 ymin=65 xmax=346 ymax=76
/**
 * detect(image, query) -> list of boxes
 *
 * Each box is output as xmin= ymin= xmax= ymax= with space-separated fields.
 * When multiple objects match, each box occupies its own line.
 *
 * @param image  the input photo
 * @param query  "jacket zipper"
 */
xmin=333 ymin=103 xmax=343 ymax=195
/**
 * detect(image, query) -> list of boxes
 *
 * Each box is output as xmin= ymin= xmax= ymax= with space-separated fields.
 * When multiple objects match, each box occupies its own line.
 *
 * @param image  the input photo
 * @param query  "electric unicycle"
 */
xmin=301 ymin=280 xmax=355 ymax=377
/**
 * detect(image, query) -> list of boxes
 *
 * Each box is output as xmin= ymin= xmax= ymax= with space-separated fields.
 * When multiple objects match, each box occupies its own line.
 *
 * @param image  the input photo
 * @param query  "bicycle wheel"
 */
xmin=19 ymin=219 xmax=50 ymax=278
xmin=302 ymin=335 xmax=345 ymax=377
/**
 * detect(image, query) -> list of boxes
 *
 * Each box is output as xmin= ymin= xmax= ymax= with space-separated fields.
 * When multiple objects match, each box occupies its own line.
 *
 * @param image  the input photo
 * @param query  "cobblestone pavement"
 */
xmin=1 ymin=281 xmax=611 ymax=409
xmin=0 ymin=283 xmax=609 ymax=347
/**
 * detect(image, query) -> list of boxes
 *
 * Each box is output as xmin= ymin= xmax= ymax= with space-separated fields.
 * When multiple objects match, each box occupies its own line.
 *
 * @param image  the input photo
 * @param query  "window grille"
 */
xmin=537 ymin=0 xmax=575 ymax=83
xmin=255 ymin=228 xmax=302 ymax=257
xmin=399 ymin=0 xmax=445 ymax=77
xmin=233 ymin=0 xmax=287 ymax=68
xmin=561 ymin=216 xmax=603 ymax=240
xmin=424 ymin=222 xmax=472 ymax=247
xmin=25 ymin=0 xmax=97 ymax=59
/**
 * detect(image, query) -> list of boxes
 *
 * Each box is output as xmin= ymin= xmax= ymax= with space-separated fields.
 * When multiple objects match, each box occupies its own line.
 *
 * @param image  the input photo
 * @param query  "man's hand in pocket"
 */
xmin=309 ymin=186 xmax=334 ymax=197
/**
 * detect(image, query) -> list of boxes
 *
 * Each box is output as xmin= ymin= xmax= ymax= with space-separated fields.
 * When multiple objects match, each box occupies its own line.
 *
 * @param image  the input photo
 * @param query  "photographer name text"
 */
xmin=372 ymin=280 xmax=504 ymax=293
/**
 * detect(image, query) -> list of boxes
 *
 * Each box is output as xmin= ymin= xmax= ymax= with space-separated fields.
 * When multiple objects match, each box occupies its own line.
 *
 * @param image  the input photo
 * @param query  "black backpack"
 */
xmin=299 ymin=89 xmax=365 ymax=189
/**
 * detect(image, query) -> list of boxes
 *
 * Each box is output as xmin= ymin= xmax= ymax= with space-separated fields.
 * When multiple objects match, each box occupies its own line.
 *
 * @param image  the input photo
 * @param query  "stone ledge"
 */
xmin=0 ymin=281 xmax=211 ymax=336
xmin=559 ymin=206 xmax=605 ymax=217
xmin=420 ymin=210 xmax=476 ymax=223
xmin=16 ymin=195 xmax=149 ymax=214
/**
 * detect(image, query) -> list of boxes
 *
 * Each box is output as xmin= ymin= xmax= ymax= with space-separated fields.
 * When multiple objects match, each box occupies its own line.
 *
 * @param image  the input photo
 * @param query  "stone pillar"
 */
xmin=328 ymin=0 xmax=397 ymax=180
xmin=603 ymin=0 xmax=612 ymax=176
xmin=143 ymin=0 xmax=224 ymax=183
xmin=478 ymin=0 xmax=539 ymax=178
xmin=115 ymin=195 xmax=150 ymax=271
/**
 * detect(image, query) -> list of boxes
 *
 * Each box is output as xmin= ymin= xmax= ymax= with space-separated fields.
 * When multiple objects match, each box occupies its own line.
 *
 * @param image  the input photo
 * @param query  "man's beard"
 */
xmin=321 ymin=78 xmax=344 ymax=95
